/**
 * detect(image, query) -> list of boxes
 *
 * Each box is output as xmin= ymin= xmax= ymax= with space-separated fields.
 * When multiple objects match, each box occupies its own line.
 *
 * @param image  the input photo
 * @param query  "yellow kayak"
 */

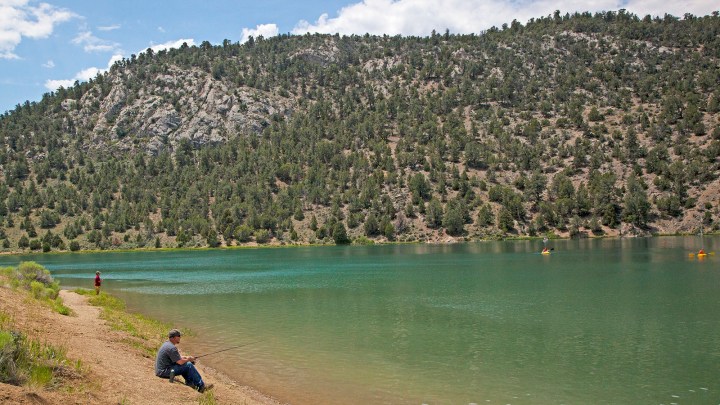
xmin=689 ymin=252 xmax=713 ymax=258
xmin=541 ymin=251 xmax=551 ymax=255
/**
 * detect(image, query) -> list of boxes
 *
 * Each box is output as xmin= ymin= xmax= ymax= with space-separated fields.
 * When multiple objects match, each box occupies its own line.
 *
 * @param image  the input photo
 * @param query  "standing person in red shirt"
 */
xmin=94 ymin=271 xmax=102 ymax=295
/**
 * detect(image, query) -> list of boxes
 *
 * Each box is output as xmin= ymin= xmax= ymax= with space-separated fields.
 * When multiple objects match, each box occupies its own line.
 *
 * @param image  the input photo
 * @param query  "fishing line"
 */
xmin=195 ymin=340 xmax=263 ymax=359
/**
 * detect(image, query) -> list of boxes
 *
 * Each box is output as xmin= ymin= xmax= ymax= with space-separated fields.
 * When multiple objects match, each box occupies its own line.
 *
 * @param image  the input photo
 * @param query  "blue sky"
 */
xmin=1 ymin=0 xmax=717 ymax=114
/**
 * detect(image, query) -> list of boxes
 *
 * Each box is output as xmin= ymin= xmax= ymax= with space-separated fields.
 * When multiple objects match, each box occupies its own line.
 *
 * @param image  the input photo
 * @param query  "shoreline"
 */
xmin=0 ymin=281 xmax=285 ymax=405
xmin=0 ymin=232 xmax=715 ymax=257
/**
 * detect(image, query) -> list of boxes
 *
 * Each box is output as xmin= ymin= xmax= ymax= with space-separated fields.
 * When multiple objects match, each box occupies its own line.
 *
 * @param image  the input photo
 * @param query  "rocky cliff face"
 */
xmin=64 ymin=65 xmax=295 ymax=155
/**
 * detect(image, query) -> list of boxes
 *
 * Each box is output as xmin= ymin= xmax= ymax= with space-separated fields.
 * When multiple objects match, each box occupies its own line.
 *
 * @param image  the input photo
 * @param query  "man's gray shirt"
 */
xmin=155 ymin=341 xmax=181 ymax=377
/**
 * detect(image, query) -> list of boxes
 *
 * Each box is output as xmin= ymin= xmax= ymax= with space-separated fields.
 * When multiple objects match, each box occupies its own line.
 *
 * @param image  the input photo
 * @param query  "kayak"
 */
xmin=541 ymin=251 xmax=551 ymax=255
xmin=689 ymin=252 xmax=713 ymax=258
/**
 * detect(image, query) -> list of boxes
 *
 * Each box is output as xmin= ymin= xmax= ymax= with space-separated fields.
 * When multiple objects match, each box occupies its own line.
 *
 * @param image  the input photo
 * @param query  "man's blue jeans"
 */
xmin=171 ymin=362 xmax=205 ymax=389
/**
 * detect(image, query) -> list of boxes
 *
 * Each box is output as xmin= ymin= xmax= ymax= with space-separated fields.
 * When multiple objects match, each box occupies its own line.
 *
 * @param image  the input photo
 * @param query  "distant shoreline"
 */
xmin=0 ymin=232 xmax=716 ymax=257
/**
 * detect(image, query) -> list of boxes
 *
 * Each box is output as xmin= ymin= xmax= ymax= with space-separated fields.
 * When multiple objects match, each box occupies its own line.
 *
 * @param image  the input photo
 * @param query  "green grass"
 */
xmin=0 ymin=311 xmax=11 ymax=329
xmin=28 ymin=365 xmax=53 ymax=388
xmin=198 ymin=389 xmax=218 ymax=405
xmin=74 ymin=288 xmax=173 ymax=358
xmin=0 ymin=312 xmax=74 ymax=389
xmin=0 ymin=330 xmax=14 ymax=349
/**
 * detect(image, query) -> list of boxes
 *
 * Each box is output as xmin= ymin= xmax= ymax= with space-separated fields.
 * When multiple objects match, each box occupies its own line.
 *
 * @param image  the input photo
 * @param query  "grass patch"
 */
xmin=28 ymin=364 xmax=53 ymax=388
xmin=0 ymin=311 xmax=11 ymax=329
xmin=0 ymin=319 xmax=77 ymax=388
xmin=75 ymin=288 xmax=172 ymax=358
xmin=198 ymin=389 xmax=218 ymax=405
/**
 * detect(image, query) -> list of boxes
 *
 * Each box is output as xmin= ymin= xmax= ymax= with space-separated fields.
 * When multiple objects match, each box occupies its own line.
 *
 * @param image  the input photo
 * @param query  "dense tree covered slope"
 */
xmin=1 ymin=11 xmax=719 ymax=251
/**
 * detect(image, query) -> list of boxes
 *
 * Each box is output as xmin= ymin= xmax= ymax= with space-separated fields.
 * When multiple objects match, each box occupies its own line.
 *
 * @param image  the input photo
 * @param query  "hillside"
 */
xmin=0 ymin=10 xmax=719 ymax=252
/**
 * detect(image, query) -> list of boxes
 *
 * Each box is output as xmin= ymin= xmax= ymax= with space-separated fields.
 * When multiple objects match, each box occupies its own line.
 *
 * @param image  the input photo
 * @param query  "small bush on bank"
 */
xmin=0 ymin=262 xmax=70 ymax=315
xmin=17 ymin=262 xmax=58 ymax=293
xmin=353 ymin=236 xmax=375 ymax=245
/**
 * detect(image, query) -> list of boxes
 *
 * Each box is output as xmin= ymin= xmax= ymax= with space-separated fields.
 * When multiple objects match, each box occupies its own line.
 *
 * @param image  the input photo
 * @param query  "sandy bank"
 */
xmin=0 ymin=286 xmax=284 ymax=405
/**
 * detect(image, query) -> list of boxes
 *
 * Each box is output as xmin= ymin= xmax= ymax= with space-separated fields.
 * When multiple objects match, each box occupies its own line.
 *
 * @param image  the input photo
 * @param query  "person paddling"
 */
xmin=542 ymin=237 xmax=550 ymax=254
xmin=155 ymin=329 xmax=213 ymax=393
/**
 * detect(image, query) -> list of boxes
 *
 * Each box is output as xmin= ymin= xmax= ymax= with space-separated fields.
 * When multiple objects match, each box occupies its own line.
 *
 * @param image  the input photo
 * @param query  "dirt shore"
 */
xmin=0 ymin=286 xmax=283 ymax=405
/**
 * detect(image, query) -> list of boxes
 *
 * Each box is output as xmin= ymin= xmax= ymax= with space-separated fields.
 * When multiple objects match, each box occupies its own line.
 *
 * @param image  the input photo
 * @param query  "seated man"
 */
xmin=155 ymin=329 xmax=212 ymax=392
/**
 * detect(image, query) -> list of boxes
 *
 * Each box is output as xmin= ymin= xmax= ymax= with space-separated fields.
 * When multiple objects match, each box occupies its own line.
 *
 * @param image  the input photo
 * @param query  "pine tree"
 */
xmin=623 ymin=173 xmax=650 ymax=227
xmin=333 ymin=222 xmax=350 ymax=244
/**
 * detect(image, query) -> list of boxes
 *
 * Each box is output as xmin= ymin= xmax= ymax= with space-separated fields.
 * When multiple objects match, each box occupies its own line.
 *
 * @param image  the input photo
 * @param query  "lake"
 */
xmin=1 ymin=237 xmax=718 ymax=404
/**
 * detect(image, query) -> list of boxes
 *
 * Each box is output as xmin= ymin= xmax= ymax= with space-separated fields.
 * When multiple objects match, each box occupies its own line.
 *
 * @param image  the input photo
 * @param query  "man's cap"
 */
xmin=168 ymin=329 xmax=182 ymax=338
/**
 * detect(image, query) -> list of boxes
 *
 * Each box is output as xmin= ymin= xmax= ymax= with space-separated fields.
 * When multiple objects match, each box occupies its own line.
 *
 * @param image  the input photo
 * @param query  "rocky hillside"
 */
xmin=0 ymin=10 xmax=719 ymax=252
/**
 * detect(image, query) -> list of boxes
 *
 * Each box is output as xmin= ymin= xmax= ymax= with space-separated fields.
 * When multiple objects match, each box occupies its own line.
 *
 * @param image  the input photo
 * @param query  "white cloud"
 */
xmin=44 ymin=53 xmax=121 ymax=91
xmin=45 ymin=66 xmax=101 ymax=90
xmin=42 ymin=59 xmax=54 ymax=68
xmin=45 ymin=37 xmax=195 ymax=92
xmin=291 ymin=0 xmax=719 ymax=36
xmin=143 ymin=38 xmax=195 ymax=54
xmin=240 ymin=24 xmax=279 ymax=43
xmin=0 ymin=0 xmax=76 ymax=59
xmin=108 ymin=53 xmax=123 ymax=67
xmin=623 ymin=0 xmax=717 ymax=17
xmin=72 ymin=30 xmax=121 ymax=53
xmin=45 ymin=36 xmax=195 ymax=91
xmin=157 ymin=26 xmax=165 ymax=33
xmin=97 ymin=24 xmax=120 ymax=31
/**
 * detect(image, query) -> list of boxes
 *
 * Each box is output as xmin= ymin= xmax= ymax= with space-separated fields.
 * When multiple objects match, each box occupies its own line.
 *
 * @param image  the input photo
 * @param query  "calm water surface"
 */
xmin=2 ymin=237 xmax=719 ymax=405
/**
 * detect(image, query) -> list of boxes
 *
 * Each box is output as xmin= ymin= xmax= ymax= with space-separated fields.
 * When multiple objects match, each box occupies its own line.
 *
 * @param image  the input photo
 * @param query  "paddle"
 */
xmin=688 ymin=252 xmax=715 ymax=257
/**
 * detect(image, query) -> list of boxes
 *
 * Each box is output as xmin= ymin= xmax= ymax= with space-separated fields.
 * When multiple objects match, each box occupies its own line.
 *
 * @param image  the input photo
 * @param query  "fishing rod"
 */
xmin=195 ymin=340 xmax=263 ymax=359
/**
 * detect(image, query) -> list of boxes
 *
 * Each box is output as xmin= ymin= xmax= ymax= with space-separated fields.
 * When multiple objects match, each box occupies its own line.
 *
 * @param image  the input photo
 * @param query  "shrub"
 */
xmin=29 ymin=240 xmax=41 ymax=250
xmin=234 ymin=225 xmax=253 ymax=243
xmin=353 ymin=236 xmax=375 ymax=245
xmin=17 ymin=236 xmax=29 ymax=249
xmin=254 ymin=229 xmax=271 ymax=244
xmin=17 ymin=262 xmax=55 ymax=287
xmin=12 ymin=263 xmax=64 ymax=313
xmin=30 ymin=281 xmax=48 ymax=300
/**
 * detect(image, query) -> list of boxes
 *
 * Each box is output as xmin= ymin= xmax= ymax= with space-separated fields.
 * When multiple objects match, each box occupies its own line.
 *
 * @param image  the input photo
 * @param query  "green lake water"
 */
xmin=2 ymin=237 xmax=719 ymax=404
